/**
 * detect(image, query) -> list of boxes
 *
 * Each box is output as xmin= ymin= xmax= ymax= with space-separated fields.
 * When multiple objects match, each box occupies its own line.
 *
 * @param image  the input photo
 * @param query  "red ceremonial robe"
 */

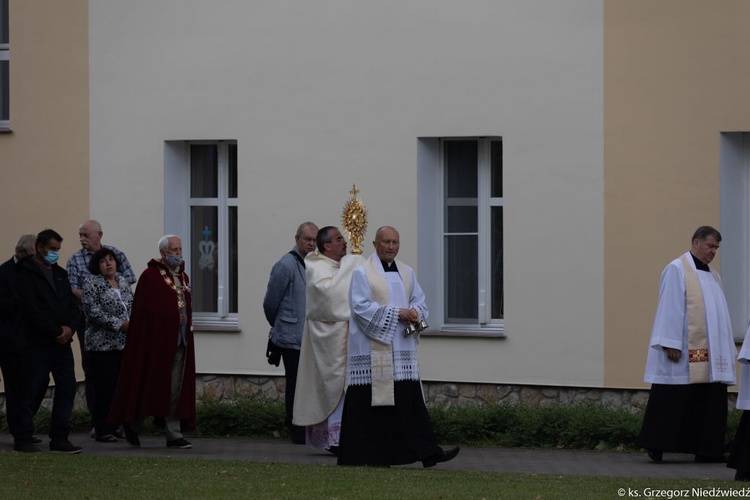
xmin=108 ymin=259 xmax=196 ymax=430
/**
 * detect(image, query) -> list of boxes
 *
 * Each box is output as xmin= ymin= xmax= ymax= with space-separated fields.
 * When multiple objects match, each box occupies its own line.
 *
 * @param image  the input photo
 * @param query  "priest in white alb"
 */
xmin=728 ymin=323 xmax=750 ymax=480
xmin=337 ymin=226 xmax=459 ymax=468
xmin=639 ymin=226 xmax=736 ymax=463
xmin=292 ymin=226 xmax=363 ymax=452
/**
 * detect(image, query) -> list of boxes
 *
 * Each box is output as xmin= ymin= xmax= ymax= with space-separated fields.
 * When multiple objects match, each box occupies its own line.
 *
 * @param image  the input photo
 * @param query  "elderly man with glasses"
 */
xmin=263 ymin=221 xmax=318 ymax=445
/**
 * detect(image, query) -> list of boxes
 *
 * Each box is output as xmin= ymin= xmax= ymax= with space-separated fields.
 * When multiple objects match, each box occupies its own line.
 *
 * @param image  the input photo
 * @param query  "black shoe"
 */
xmin=123 ymin=424 xmax=140 ymax=448
xmin=647 ymin=449 xmax=663 ymax=463
xmin=291 ymin=427 xmax=306 ymax=445
xmin=695 ymin=454 xmax=726 ymax=463
xmin=112 ymin=427 xmax=125 ymax=440
xmin=50 ymin=440 xmax=83 ymax=454
xmin=167 ymin=438 xmax=192 ymax=449
xmin=422 ymin=446 xmax=460 ymax=468
xmin=31 ymin=437 xmax=42 ymax=444
xmin=14 ymin=441 xmax=41 ymax=453
xmin=325 ymin=446 xmax=339 ymax=456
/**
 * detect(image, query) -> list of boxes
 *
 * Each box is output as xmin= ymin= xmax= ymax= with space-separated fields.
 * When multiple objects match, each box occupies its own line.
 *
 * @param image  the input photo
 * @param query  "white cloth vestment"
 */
xmin=292 ymin=252 xmax=363 ymax=440
xmin=644 ymin=252 xmax=736 ymax=385
xmin=346 ymin=254 xmax=429 ymax=390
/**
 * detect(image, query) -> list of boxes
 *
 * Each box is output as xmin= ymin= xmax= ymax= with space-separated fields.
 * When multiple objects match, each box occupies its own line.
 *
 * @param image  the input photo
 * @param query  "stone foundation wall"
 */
xmin=194 ymin=374 xmax=660 ymax=411
xmin=6 ymin=374 xmax=737 ymax=415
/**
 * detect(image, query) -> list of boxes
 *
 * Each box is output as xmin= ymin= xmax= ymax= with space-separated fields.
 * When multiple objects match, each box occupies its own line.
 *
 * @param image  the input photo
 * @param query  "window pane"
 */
xmin=228 ymin=206 xmax=238 ymax=313
xmin=190 ymin=145 xmax=218 ymax=198
xmin=445 ymin=141 xmax=477 ymax=198
xmin=0 ymin=59 xmax=7 ymax=121
xmin=491 ymin=206 xmax=504 ymax=319
xmin=0 ymin=0 xmax=8 ymax=45
xmin=190 ymin=206 xmax=218 ymax=313
xmin=491 ymin=140 xmax=503 ymax=197
xmin=228 ymin=144 xmax=238 ymax=199
xmin=446 ymin=206 xmax=477 ymax=233
xmin=445 ymin=235 xmax=478 ymax=322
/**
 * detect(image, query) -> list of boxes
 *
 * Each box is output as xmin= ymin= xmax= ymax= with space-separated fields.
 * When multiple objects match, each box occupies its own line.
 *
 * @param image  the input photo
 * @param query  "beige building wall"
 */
xmin=0 ymin=0 xmax=89 ymax=380
xmin=604 ymin=0 xmax=750 ymax=388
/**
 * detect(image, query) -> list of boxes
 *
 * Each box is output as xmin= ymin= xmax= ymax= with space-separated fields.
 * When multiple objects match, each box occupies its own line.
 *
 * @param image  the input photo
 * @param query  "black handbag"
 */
xmin=266 ymin=339 xmax=281 ymax=367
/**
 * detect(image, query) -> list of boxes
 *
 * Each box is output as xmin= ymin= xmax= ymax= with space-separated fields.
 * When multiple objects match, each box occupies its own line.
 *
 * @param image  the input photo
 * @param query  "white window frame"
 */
xmin=164 ymin=140 xmax=239 ymax=332
xmin=417 ymin=136 xmax=505 ymax=338
xmin=720 ymin=132 xmax=750 ymax=341
xmin=0 ymin=0 xmax=9 ymax=129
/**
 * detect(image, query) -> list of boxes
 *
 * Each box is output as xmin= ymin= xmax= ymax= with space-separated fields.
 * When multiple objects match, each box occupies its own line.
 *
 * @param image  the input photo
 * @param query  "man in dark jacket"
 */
xmin=14 ymin=229 xmax=81 ymax=453
xmin=263 ymin=222 xmax=317 ymax=444
xmin=0 ymin=234 xmax=36 ymax=445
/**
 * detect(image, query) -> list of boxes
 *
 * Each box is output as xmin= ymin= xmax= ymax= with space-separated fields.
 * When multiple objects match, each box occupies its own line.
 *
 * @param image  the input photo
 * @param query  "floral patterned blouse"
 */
xmin=82 ymin=274 xmax=133 ymax=351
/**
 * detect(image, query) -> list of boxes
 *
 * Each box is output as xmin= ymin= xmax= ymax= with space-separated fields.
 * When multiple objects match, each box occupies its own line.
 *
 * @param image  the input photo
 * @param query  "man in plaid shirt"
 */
xmin=66 ymin=220 xmax=136 ymax=432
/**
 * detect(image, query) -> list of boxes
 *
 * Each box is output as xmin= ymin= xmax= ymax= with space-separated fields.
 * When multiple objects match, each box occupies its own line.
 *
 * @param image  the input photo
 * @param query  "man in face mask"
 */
xmin=108 ymin=235 xmax=196 ymax=450
xmin=14 ymin=229 xmax=82 ymax=453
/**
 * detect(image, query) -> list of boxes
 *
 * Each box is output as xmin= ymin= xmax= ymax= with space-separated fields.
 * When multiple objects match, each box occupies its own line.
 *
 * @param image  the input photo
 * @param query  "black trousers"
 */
xmin=0 ymin=350 xmax=28 ymax=436
xmin=638 ymin=382 xmax=727 ymax=457
xmin=77 ymin=318 xmax=96 ymax=421
xmin=338 ymin=380 xmax=441 ymax=466
xmin=89 ymin=349 xmax=123 ymax=437
xmin=728 ymin=410 xmax=750 ymax=476
xmin=279 ymin=347 xmax=304 ymax=441
xmin=16 ymin=342 xmax=77 ymax=444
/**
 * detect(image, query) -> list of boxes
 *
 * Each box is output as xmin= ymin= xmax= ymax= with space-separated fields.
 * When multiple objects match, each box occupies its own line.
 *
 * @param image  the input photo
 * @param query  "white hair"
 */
xmin=158 ymin=234 xmax=180 ymax=252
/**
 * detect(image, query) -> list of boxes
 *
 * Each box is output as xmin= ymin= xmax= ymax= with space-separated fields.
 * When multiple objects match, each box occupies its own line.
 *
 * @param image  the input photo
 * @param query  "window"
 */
xmin=165 ymin=141 xmax=239 ymax=331
xmin=720 ymin=132 xmax=750 ymax=341
xmin=417 ymin=137 xmax=504 ymax=337
xmin=0 ymin=0 xmax=9 ymax=129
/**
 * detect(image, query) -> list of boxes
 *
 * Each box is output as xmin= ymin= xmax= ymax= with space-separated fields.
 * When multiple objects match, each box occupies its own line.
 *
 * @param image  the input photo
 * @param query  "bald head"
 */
xmin=374 ymin=226 xmax=400 ymax=263
xmin=79 ymin=219 xmax=103 ymax=252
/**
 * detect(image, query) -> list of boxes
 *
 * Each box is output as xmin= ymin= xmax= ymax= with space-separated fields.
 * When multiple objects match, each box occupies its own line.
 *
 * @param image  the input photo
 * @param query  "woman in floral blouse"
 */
xmin=82 ymin=248 xmax=133 ymax=442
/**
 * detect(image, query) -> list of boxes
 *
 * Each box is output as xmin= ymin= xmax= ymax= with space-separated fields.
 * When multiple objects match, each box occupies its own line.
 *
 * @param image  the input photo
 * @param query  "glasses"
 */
xmin=332 ymin=237 xmax=345 ymax=243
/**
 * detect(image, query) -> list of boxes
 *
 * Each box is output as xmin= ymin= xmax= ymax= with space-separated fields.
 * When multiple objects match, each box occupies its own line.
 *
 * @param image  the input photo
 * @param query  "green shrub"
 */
xmin=8 ymin=398 xmax=744 ymax=452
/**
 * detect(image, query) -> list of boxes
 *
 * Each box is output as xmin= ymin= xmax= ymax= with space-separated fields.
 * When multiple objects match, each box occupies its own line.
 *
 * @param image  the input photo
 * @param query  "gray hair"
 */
xmin=296 ymin=221 xmax=318 ymax=237
xmin=158 ymin=234 xmax=180 ymax=252
xmin=80 ymin=219 xmax=102 ymax=233
xmin=15 ymin=234 xmax=36 ymax=253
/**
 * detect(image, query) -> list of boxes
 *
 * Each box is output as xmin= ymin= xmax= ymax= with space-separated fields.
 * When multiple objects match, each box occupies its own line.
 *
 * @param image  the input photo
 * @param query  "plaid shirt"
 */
xmin=66 ymin=245 xmax=137 ymax=291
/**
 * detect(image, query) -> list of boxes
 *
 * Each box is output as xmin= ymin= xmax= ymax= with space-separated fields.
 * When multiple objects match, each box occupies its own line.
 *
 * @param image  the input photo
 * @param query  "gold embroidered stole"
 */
xmin=680 ymin=254 xmax=710 ymax=383
xmin=364 ymin=257 xmax=411 ymax=407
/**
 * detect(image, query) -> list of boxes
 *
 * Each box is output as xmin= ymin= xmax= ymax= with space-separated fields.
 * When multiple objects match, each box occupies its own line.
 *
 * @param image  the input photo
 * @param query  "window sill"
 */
xmin=422 ymin=324 xmax=505 ymax=339
xmin=0 ymin=127 xmax=12 ymax=134
xmin=193 ymin=316 xmax=241 ymax=332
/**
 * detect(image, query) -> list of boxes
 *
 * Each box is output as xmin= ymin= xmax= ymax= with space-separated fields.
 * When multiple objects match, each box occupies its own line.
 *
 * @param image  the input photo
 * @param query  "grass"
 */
xmin=0 ymin=453 xmax=738 ymax=499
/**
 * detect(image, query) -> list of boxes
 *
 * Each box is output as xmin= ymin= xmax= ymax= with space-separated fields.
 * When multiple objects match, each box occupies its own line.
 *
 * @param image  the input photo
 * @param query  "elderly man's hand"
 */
xmin=664 ymin=347 xmax=682 ymax=362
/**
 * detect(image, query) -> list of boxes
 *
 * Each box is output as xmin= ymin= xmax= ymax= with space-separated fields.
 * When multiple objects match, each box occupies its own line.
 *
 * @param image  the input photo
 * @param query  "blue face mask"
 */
xmin=43 ymin=250 xmax=60 ymax=265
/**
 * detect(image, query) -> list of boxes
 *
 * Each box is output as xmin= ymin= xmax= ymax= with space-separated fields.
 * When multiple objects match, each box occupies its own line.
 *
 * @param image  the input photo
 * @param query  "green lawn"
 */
xmin=0 ymin=452 xmax=739 ymax=499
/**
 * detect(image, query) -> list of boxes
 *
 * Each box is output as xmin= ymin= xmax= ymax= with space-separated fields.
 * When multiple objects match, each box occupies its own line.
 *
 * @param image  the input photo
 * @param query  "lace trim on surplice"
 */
xmin=347 ymin=350 xmax=420 ymax=386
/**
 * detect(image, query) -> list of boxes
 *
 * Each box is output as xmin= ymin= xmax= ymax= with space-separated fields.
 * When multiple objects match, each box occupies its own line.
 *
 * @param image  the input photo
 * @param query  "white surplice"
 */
xmin=346 ymin=253 xmax=429 ymax=388
xmin=735 ymin=323 xmax=750 ymax=409
xmin=644 ymin=252 xmax=736 ymax=385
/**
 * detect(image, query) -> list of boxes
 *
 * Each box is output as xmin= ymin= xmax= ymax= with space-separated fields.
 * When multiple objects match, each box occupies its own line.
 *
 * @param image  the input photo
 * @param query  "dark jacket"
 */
xmin=0 ymin=257 xmax=26 ymax=352
xmin=263 ymin=249 xmax=307 ymax=350
xmin=14 ymin=257 xmax=80 ymax=349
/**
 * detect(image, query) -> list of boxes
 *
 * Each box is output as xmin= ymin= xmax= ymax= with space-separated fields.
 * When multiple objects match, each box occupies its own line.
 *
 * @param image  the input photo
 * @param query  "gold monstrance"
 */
xmin=342 ymin=184 xmax=368 ymax=255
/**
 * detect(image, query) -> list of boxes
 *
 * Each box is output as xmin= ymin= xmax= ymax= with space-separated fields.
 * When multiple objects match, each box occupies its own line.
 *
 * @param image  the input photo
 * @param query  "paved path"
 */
xmin=29 ymin=434 xmax=732 ymax=481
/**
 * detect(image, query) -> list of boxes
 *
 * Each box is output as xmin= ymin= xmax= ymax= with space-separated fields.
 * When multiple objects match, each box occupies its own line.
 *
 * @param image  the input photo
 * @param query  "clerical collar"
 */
xmin=690 ymin=253 xmax=710 ymax=272
xmin=381 ymin=259 xmax=398 ymax=272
